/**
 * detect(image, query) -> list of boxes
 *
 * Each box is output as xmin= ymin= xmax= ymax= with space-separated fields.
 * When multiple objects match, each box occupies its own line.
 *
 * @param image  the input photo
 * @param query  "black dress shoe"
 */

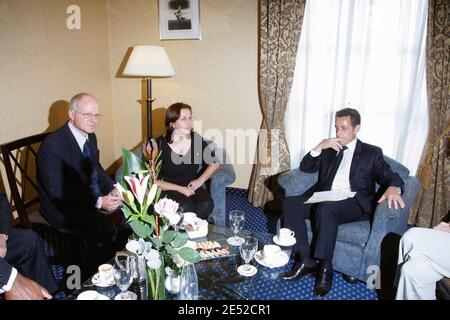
xmin=314 ymin=268 xmax=333 ymax=297
xmin=281 ymin=262 xmax=318 ymax=281
xmin=342 ymin=274 xmax=358 ymax=284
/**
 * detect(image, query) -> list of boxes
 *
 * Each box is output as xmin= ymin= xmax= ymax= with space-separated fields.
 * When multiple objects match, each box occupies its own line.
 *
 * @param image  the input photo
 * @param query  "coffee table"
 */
xmin=70 ymin=224 xmax=293 ymax=300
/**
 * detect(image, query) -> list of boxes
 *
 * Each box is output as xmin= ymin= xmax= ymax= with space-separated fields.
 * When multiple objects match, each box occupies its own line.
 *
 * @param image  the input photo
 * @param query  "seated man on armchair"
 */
xmin=281 ymin=108 xmax=405 ymax=298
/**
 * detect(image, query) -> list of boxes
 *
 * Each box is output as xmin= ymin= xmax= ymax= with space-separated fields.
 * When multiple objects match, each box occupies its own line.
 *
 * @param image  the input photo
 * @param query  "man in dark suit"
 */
xmin=0 ymin=192 xmax=57 ymax=300
xmin=37 ymin=93 xmax=128 ymax=275
xmin=281 ymin=108 xmax=405 ymax=297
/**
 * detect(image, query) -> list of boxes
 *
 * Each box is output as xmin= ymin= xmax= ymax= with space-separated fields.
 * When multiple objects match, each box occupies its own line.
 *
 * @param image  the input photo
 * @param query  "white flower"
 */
xmin=124 ymin=174 xmax=150 ymax=205
xmin=173 ymin=253 xmax=188 ymax=269
xmin=126 ymin=238 xmax=152 ymax=257
xmin=145 ymin=249 xmax=162 ymax=269
xmin=154 ymin=197 xmax=181 ymax=226
xmin=146 ymin=184 xmax=158 ymax=206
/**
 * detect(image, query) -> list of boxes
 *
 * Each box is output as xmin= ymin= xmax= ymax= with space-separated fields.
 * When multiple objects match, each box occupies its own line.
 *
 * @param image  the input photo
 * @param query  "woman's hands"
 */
xmin=187 ymin=178 xmax=205 ymax=192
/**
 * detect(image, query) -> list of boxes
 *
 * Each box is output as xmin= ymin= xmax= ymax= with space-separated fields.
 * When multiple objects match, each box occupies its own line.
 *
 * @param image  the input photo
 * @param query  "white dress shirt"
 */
xmin=0 ymin=267 xmax=17 ymax=294
xmin=310 ymin=138 xmax=357 ymax=192
xmin=68 ymin=122 xmax=103 ymax=209
xmin=0 ymin=233 xmax=17 ymax=294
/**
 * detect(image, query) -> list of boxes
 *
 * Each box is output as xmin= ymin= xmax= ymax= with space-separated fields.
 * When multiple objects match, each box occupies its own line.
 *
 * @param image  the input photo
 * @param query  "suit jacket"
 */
xmin=37 ymin=122 xmax=114 ymax=230
xmin=0 ymin=192 xmax=12 ymax=289
xmin=299 ymin=139 xmax=404 ymax=214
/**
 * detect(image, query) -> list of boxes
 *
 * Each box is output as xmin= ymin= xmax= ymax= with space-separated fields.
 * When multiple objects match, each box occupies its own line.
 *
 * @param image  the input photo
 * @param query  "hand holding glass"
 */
xmin=227 ymin=210 xmax=245 ymax=246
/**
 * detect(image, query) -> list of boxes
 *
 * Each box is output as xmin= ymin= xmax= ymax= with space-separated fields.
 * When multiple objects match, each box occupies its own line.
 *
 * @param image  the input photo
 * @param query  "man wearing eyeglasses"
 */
xmin=37 ymin=93 xmax=129 ymax=276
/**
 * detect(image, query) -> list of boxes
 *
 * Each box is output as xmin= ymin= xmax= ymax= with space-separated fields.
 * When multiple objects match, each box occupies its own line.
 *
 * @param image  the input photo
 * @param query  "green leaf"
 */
xmin=134 ymin=169 xmax=150 ymax=175
xmin=165 ymin=245 xmax=176 ymax=256
xmin=171 ymin=232 xmax=189 ymax=248
xmin=141 ymin=214 xmax=153 ymax=224
xmin=121 ymin=148 xmax=145 ymax=182
xmin=154 ymin=187 xmax=162 ymax=203
xmin=162 ymin=230 xmax=178 ymax=244
xmin=149 ymin=236 xmax=162 ymax=249
xmin=121 ymin=205 xmax=135 ymax=219
xmin=178 ymin=247 xmax=201 ymax=263
xmin=129 ymin=220 xmax=152 ymax=239
xmin=127 ymin=214 xmax=141 ymax=222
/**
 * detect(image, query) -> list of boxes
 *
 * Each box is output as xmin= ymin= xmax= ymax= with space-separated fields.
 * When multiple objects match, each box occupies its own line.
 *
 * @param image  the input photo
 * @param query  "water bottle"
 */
xmin=179 ymin=263 xmax=198 ymax=300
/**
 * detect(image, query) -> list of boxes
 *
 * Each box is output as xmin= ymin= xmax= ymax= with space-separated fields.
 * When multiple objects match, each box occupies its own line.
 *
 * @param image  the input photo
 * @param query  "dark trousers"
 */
xmin=73 ymin=209 xmax=131 ymax=279
xmin=282 ymin=196 xmax=367 ymax=265
xmin=161 ymin=188 xmax=214 ymax=220
xmin=5 ymin=228 xmax=58 ymax=294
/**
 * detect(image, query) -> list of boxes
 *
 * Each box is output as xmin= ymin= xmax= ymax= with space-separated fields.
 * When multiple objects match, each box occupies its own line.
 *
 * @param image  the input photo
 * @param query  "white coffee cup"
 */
xmin=278 ymin=228 xmax=295 ymax=243
xmin=98 ymin=263 xmax=114 ymax=283
xmin=263 ymin=244 xmax=281 ymax=264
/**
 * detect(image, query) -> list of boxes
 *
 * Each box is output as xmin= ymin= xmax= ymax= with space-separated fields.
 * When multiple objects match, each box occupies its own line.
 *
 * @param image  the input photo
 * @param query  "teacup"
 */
xmin=278 ymin=228 xmax=295 ymax=244
xmin=98 ymin=263 xmax=114 ymax=283
xmin=263 ymin=244 xmax=281 ymax=265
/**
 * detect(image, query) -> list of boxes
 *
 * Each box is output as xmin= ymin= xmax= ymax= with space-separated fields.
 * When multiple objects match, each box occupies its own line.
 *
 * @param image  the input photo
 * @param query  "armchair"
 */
xmin=277 ymin=156 xmax=420 ymax=282
xmin=115 ymin=139 xmax=235 ymax=228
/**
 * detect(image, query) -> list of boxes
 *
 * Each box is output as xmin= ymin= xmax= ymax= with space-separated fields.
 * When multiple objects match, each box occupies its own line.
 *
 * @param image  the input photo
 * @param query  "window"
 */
xmin=285 ymin=0 xmax=428 ymax=175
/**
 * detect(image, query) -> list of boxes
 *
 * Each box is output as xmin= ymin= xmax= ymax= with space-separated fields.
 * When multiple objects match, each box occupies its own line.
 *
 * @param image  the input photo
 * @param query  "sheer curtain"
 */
xmin=285 ymin=0 xmax=429 ymax=175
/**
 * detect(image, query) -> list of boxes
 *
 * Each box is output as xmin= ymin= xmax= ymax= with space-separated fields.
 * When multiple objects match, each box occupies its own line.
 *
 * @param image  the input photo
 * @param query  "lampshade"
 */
xmin=123 ymin=45 xmax=175 ymax=78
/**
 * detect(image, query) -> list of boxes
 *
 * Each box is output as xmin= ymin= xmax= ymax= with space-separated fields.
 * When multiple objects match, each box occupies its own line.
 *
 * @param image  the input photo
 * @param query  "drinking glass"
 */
xmin=239 ymin=236 xmax=258 ymax=275
xmin=227 ymin=210 xmax=245 ymax=246
xmin=113 ymin=253 xmax=135 ymax=300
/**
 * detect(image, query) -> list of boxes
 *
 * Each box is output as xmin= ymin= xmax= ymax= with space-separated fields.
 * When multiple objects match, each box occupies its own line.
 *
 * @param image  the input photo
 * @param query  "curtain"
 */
xmin=410 ymin=0 xmax=449 ymax=228
xmin=285 ymin=0 xmax=429 ymax=176
xmin=248 ymin=0 xmax=306 ymax=207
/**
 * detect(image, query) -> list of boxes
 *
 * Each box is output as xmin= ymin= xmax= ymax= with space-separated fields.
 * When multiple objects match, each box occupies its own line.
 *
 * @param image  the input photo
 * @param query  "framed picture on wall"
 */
xmin=159 ymin=0 xmax=201 ymax=40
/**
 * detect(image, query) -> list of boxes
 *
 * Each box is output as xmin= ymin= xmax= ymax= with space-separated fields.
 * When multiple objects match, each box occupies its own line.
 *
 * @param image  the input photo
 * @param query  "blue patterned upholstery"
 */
xmin=115 ymin=140 xmax=235 ymax=228
xmin=277 ymin=156 xmax=420 ymax=282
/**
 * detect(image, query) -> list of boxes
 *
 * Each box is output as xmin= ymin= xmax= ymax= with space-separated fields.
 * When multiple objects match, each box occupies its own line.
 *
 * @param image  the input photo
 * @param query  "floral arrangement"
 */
xmin=114 ymin=139 xmax=201 ymax=300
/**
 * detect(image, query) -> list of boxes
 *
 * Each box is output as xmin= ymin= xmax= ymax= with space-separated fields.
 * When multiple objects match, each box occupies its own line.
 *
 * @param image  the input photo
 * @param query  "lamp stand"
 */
xmin=146 ymin=78 xmax=155 ymax=141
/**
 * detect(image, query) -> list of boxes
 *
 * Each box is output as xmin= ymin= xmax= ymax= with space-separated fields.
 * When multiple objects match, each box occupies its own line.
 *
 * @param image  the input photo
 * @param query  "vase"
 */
xmin=147 ymin=265 xmax=166 ymax=300
xmin=179 ymin=263 xmax=198 ymax=300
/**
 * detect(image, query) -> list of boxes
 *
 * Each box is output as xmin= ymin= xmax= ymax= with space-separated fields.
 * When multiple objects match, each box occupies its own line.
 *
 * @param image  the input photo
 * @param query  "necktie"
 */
xmin=83 ymin=141 xmax=101 ymax=197
xmin=320 ymin=146 xmax=348 ymax=191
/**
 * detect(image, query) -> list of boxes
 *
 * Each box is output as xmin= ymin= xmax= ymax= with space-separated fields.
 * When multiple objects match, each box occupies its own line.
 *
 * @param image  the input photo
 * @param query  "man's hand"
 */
xmin=4 ymin=273 xmax=52 ymax=300
xmin=313 ymin=138 xmax=345 ymax=152
xmin=377 ymin=186 xmax=405 ymax=209
xmin=433 ymin=222 xmax=450 ymax=233
xmin=178 ymin=186 xmax=195 ymax=197
xmin=0 ymin=234 xmax=7 ymax=258
xmin=101 ymin=194 xmax=122 ymax=212
xmin=188 ymin=178 xmax=204 ymax=192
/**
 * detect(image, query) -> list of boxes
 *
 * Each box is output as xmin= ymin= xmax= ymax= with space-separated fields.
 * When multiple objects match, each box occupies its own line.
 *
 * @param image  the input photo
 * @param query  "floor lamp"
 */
xmin=122 ymin=45 xmax=175 ymax=140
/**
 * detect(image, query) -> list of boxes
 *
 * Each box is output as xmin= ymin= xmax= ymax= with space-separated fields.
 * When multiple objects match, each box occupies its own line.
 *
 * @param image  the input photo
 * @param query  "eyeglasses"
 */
xmin=74 ymin=110 xmax=103 ymax=120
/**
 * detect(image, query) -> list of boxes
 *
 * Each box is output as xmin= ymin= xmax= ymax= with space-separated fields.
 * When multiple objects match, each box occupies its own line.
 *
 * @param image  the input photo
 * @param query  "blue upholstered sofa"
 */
xmin=277 ymin=156 xmax=420 ymax=282
xmin=115 ymin=139 xmax=235 ymax=228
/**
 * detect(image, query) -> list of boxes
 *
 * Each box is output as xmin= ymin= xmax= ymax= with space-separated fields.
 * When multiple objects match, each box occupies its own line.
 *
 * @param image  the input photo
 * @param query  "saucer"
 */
xmin=273 ymin=235 xmax=296 ymax=247
xmin=255 ymin=250 xmax=289 ymax=268
xmin=91 ymin=273 xmax=115 ymax=287
xmin=114 ymin=292 xmax=137 ymax=300
xmin=77 ymin=290 xmax=110 ymax=300
xmin=237 ymin=265 xmax=257 ymax=277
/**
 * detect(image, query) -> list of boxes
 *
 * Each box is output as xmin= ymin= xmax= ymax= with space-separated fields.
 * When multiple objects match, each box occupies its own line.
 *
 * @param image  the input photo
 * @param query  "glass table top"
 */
xmin=70 ymin=224 xmax=294 ymax=300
